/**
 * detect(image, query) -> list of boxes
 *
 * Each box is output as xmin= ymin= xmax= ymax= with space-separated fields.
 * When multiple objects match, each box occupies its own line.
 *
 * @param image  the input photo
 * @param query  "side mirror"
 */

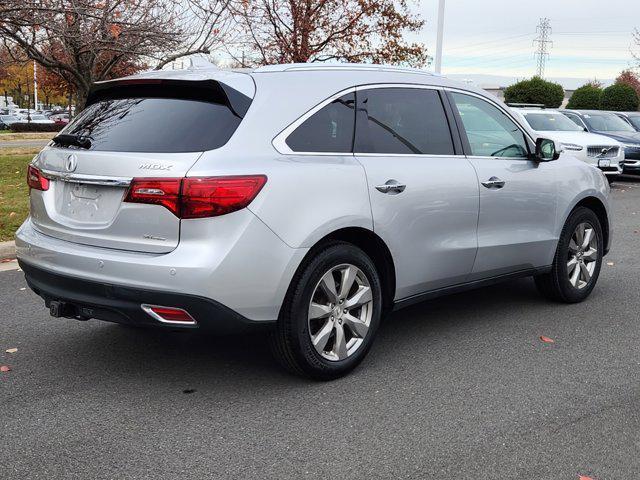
xmin=535 ymin=138 xmax=560 ymax=162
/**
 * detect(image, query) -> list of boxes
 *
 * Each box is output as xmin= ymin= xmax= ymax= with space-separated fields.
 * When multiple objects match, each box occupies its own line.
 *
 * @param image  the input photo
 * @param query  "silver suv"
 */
xmin=16 ymin=63 xmax=612 ymax=379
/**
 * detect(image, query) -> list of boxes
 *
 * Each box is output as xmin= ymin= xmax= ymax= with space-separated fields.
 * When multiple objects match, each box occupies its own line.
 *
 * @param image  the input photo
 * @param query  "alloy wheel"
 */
xmin=567 ymin=222 xmax=598 ymax=290
xmin=307 ymin=264 xmax=374 ymax=361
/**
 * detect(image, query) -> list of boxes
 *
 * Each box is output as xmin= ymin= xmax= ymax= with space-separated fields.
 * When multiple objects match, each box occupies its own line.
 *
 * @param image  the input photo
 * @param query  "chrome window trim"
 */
xmin=355 ymin=153 xmax=459 ymax=158
xmin=273 ymin=83 xmax=457 ymax=157
xmin=41 ymin=169 xmax=132 ymax=187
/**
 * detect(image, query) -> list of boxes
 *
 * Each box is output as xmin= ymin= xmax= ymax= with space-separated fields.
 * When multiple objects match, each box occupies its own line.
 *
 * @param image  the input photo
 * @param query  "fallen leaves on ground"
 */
xmin=0 ymin=365 xmax=11 ymax=372
xmin=540 ymin=335 xmax=555 ymax=343
xmin=578 ymin=476 xmax=594 ymax=480
xmin=5 ymin=348 xmax=17 ymax=354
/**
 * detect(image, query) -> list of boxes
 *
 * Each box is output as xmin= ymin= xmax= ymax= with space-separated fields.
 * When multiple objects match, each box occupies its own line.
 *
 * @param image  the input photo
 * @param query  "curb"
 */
xmin=0 ymin=240 xmax=16 ymax=260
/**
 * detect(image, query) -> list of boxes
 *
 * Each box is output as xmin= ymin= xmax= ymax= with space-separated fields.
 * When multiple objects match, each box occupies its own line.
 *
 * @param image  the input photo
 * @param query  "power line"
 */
xmin=533 ymin=18 xmax=553 ymax=77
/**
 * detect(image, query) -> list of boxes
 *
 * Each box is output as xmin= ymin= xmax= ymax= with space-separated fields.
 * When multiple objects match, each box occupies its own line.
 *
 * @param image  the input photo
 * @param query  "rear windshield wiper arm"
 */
xmin=52 ymin=133 xmax=92 ymax=149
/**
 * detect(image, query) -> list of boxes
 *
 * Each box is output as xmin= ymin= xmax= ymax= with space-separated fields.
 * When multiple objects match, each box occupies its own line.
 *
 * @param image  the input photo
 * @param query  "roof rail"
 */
xmin=254 ymin=63 xmax=434 ymax=76
xmin=507 ymin=103 xmax=546 ymax=109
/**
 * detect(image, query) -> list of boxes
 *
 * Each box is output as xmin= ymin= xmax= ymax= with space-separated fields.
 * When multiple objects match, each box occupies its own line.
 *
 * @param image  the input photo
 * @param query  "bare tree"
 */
xmin=633 ymin=29 xmax=640 ymax=68
xmin=0 ymin=0 xmax=235 ymax=108
xmin=229 ymin=0 xmax=428 ymax=67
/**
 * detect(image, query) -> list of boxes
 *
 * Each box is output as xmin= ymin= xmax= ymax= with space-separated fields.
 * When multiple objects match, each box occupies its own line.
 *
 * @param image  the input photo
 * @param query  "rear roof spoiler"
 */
xmin=87 ymin=78 xmax=253 ymax=118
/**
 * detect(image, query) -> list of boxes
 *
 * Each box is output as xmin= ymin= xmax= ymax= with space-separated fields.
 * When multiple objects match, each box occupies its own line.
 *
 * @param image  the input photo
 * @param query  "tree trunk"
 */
xmin=75 ymin=86 xmax=91 ymax=113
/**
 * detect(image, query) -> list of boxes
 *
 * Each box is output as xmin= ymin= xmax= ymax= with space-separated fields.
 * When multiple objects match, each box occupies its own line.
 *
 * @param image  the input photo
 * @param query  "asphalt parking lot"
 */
xmin=1 ymin=176 xmax=639 ymax=480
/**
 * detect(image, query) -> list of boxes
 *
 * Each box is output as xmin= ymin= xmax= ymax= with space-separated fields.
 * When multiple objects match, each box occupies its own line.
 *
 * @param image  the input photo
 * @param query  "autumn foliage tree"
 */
xmin=616 ymin=70 xmax=640 ymax=100
xmin=231 ymin=0 xmax=428 ymax=67
xmin=0 ymin=0 xmax=235 ymax=109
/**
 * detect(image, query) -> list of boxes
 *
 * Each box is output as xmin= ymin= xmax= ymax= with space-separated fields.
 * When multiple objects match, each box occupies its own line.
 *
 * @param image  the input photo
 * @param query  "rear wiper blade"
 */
xmin=52 ymin=133 xmax=92 ymax=149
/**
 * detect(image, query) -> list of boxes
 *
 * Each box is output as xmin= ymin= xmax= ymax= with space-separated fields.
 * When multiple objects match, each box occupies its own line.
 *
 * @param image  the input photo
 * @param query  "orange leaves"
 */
xmin=578 ymin=476 xmax=594 ymax=480
xmin=539 ymin=335 xmax=555 ymax=344
xmin=0 ymin=365 xmax=10 ymax=373
xmin=109 ymin=24 xmax=122 ymax=38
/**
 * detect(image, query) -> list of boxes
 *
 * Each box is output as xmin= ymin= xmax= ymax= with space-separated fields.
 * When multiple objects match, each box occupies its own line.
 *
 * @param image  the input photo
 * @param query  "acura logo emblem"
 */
xmin=65 ymin=154 xmax=77 ymax=172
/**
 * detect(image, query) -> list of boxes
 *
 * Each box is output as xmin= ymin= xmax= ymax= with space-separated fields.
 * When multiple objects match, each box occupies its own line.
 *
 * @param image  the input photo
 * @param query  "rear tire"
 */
xmin=270 ymin=242 xmax=383 ymax=380
xmin=534 ymin=207 xmax=603 ymax=303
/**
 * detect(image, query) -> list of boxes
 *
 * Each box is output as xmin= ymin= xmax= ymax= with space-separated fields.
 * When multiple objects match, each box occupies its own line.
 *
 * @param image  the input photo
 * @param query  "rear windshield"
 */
xmin=60 ymin=81 xmax=251 ymax=153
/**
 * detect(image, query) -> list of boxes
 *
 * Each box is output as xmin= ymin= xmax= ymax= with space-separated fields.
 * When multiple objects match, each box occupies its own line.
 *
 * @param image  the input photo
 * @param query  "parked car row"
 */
xmin=0 ymin=108 xmax=71 ymax=128
xmin=508 ymin=105 xmax=640 ymax=179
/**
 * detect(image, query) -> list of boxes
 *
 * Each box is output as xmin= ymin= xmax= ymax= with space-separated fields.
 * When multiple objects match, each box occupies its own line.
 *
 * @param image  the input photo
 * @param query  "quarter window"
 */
xmin=450 ymin=93 xmax=529 ymax=158
xmin=354 ymin=88 xmax=455 ymax=155
xmin=286 ymin=93 xmax=355 ymax=153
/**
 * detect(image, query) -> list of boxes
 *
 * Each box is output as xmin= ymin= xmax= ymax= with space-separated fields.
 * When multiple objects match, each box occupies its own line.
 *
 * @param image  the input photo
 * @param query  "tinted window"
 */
xmin=451 ymin=93 xmax=529 ymax=158
xmin=355 ymin=88 xmax=454 ymax=154
xmin=286 ymin=93 xmax=355 ymax=153
xmin=62 ymin=83 xmax=249 ymax=153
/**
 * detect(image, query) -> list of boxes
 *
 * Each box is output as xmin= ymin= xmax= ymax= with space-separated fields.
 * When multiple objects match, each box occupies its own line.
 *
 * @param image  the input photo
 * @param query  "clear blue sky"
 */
xmin=414 ymin=0 xmax=639 ymax=80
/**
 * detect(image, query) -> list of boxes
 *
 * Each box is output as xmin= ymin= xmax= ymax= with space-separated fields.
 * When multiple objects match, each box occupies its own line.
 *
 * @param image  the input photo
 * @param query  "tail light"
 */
xmin=124 ymin=178 xmax=181 ymax=216
xmin=141 ymin=304 xmax=196 ymax=325
xmin=27 ymin=165 xmax=49 ymax=191
xmin=124 ymin=175 xmax=267 ymax=219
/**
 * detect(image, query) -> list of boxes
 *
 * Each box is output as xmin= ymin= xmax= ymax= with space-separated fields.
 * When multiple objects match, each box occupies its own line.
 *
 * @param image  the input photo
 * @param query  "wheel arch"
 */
xmin=284 ymin=227 xmax=397 ymax=314
xmin=570 ymin=195 xmax=610 ymax=255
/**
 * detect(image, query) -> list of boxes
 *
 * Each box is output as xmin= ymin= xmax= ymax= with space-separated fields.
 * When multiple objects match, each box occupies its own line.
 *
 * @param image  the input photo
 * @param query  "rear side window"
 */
xmin=286 ymin=93 xmax=355 ymax=153
xmin=62 ymin=82 xmax=250 ymax=153
xmin=354 ymin=88 xmax=454 ymax=155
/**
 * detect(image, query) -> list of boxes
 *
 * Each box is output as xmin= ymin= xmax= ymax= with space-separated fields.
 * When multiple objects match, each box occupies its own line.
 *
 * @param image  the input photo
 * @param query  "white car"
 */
xmin=513 ymin=109 xmax=623 ymax=182
xmin=26 ymin=114 xmax=55 ymax=124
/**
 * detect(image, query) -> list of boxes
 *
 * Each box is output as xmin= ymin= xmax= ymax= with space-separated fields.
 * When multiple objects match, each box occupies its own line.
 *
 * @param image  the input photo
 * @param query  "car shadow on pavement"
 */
xmin=39 ymin=276 xmax=553 ymax=389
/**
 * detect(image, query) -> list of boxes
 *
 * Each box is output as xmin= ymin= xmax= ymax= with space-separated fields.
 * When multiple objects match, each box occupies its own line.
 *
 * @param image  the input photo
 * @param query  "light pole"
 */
xmin=33 ymin=60 xmax=38 ymax=110
xmin=434 ymin=0 xmax=446 ymax=74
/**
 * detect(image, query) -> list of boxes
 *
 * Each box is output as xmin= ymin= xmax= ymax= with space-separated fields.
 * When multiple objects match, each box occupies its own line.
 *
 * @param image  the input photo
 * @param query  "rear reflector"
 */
xmin=141 ymin=304 xmax=197 ymax=325
xmin=124 ymin=175 xmax=266 ymax=219
xmin=27 ymin=165 xmax=49 ymax=191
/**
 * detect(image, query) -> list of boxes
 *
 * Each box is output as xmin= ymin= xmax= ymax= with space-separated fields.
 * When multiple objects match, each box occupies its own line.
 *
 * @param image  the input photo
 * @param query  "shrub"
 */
xmin=503 ymin=76 xmax=565 ymax=108
xmin=9 ymin=122 xmax=64 ymax=133
xmin=567 ymin=84 xmax=602 ymax=109
xmin=600 ymin=83 xmax=640 ymax=111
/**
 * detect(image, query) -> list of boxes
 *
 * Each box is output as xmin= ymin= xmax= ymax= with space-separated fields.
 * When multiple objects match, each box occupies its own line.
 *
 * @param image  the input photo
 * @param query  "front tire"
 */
xmin=271 ymin=242 xmax=383 ymax=380
xmin=534 ymin=207 xmax=603 ymax=303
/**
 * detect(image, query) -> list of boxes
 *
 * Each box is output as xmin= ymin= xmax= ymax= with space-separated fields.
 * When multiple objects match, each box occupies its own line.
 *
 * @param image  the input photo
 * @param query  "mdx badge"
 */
xmin=139 ymin=163 xmax=173 ymax=171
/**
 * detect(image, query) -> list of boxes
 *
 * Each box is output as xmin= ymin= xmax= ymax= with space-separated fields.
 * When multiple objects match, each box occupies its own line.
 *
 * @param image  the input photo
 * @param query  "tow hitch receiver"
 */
xmin=49 ymin=300 xmax=65 ymax=318
xmin=48 ymin=300 xmax=89 ymax=320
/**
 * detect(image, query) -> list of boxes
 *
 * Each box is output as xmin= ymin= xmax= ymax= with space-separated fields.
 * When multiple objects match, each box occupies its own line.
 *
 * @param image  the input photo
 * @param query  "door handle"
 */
xmin=375 ymin=180 xmax=406 ymax=194
xmin=481 ymin=177 xmax=505 ymax=189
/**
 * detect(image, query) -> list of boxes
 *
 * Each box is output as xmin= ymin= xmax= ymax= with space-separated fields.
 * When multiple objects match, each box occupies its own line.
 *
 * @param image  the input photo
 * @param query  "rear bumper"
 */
xmin=20 ymin=261 xmax=269 ymax=332
xmin=16 ymin=213 xmax=307 ymax=322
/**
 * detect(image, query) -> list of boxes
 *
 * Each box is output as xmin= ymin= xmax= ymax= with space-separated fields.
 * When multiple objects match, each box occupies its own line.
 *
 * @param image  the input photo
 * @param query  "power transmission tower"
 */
xmin=533 ymin=18 xmax=552 ymax=78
